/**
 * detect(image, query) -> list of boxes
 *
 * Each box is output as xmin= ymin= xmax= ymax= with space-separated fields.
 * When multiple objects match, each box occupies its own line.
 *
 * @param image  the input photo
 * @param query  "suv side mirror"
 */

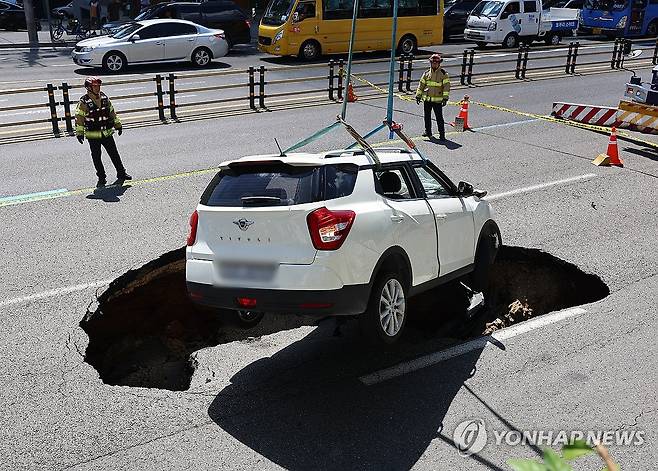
xmin=457 ymin=181 xmax=474 ymax=196
xmin=457 ymin=181 xmax=488 ymax=198
xmin=131 ymin=34 xmax=140 ymax=41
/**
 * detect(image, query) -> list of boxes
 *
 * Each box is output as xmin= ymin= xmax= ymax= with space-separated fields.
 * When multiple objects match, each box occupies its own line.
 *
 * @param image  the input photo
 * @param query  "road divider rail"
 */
xmin=0 ymin=37 xmax=656 ymax=141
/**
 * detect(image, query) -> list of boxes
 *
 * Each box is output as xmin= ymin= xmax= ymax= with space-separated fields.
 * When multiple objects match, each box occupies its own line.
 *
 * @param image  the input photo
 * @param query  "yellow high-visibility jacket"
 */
xmin=416 ymin=67 xmax=450 ymax=103
xmin=75 ymin=92 xmax=122 ymax=139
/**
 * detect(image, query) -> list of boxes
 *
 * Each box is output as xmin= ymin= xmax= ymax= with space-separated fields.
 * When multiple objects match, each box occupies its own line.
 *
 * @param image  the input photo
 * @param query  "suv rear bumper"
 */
xmin=187 ymin=281 xmax=370 ymax=316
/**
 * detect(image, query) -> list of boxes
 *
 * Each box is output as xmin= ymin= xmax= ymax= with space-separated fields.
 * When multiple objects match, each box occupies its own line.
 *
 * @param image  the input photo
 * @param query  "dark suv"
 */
xmin=443 ymin=0 xmax=479 ymax=39
xmin=103 ymin=1 xmax=251 ymax=48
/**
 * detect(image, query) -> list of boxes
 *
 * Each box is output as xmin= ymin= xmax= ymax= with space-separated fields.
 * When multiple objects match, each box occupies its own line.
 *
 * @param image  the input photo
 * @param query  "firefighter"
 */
xmin=76 ymin=76 xmax=132 ymax=188
xmin=415 ymin=53 xmax=450 ymax=140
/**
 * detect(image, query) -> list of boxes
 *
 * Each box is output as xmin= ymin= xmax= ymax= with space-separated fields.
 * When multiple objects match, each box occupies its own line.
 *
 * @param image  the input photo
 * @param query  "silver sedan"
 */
xmin=71 ymin=19 xmax=229 ymax=73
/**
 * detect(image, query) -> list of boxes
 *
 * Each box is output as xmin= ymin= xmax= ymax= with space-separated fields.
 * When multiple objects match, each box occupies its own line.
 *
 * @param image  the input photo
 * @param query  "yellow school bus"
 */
xmin=258 ymin=0 xmax=443 ymax=60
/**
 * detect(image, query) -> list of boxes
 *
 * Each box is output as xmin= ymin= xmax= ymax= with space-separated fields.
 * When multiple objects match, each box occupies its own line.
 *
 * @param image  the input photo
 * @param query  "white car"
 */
xmin=185 ymin=149 xmax=501 ymax=344
xmin=71 ymin=19 xmax=229 ymax=72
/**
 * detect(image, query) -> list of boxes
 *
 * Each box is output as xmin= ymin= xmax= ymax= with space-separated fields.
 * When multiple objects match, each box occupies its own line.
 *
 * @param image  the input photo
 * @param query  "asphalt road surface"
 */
xmin=0 ymin=56 xmax=656 ymax=470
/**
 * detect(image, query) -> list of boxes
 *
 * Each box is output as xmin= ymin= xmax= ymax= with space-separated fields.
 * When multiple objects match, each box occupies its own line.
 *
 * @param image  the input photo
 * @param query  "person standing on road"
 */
xmin=415 ymin=53 xmax=450 ymax=140
xmin=76 ymin=76 xmax=132 ymax=188
xmin=89 ymin=0 xmax=99 ymax=33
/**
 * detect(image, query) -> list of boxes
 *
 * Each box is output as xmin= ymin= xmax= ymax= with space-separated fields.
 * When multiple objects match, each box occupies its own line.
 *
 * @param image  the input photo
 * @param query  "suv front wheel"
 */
xmin=359 ymin=272 xmax=408 ymax=345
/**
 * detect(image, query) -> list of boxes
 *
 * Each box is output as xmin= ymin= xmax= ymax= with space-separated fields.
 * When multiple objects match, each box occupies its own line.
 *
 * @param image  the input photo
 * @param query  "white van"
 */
xmin=464 ymin=0 xmax=579 ymax=48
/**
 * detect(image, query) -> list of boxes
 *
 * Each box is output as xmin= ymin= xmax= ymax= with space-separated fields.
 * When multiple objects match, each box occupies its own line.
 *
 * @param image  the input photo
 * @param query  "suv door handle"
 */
xmin=187 ymin=38 xmax=195 ymax=41
xmin=434 ymin=213 xmax=447 ymax=220
xmin=390 ymin=215 xmax=404 ymax=223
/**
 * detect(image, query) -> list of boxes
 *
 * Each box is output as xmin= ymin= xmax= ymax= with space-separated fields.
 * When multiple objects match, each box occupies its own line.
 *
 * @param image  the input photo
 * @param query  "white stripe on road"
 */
xmin=0 ymin=188 xmax=67 ymax=203
xmin=475 ymin=118 xmax=539 ymax=130
xmin=486 ymin=173 xmax=597 ymax=201
xmin=0 ymin=109 xmax=49 ymax=117
xmin=0 ymin=279 xmax=113 ymax=308
xmin=359 ymin=307 xmax=587 ymax=385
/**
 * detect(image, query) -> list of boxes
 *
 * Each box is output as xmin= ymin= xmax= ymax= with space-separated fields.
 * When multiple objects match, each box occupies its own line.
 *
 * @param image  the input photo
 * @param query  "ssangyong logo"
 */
xmin=453 ymin=419 xmax=488 ymax=457
xmin=233 ymin=218 xmax=254 ymax=231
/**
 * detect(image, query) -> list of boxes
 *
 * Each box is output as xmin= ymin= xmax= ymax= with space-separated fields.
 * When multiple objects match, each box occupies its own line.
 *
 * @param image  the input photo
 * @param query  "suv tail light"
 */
xmin=307 ymin=207 xmax=356 ymax=250
xmin=245 ymin=19 xmax=251 ymax=28
xmin=187 ymin=210 xmax=198 ymax=246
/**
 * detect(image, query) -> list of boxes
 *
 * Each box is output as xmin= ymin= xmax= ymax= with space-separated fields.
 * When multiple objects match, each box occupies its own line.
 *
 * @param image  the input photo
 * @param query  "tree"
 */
xmin=22 ymin=0 xmax=39 ymax=46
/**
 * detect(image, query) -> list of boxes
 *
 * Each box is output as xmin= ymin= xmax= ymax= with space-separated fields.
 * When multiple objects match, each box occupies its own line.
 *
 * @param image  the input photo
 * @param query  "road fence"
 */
xmin=1 ymin=37 xmax=657 ymax=141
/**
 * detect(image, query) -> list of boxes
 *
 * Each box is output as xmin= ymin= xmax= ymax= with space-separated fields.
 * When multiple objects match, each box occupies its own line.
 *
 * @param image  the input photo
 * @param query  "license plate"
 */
xmin=220 ymin=262 xmax=277 ymax=282
xmin=592 ymin=27 xmax=602 ymax=34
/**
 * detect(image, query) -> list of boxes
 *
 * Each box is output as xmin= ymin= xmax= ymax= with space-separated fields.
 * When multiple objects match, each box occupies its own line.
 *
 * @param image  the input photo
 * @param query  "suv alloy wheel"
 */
xmin=359 ymin=272 xmax=408 ymax=345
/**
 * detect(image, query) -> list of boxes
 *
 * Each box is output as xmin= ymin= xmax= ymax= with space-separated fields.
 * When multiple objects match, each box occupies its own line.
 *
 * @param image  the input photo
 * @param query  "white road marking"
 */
xmin=486 ymin=173 xmax=597 ymax=201
xmin=112 ymin=87 xmax=148 ymax=92
xmin=359 ymin=307 xmax=587 ymax=385
xmin=0 ymin=279 xmax=113 ymax=308
xmin=0 ymin=109 xmax=49 ymax=117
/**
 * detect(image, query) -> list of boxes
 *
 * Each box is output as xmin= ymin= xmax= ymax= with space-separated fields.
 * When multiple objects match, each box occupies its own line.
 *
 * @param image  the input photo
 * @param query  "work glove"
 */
xmin=76 ymin=135 xmax=84 ymax=144
xmin=416 ymin=96 xmax=421 ymax=105
xmin=117 ymin=127 xmax=122 ymax=136
xmin=442 ymin=99 xmax=448 ymax=107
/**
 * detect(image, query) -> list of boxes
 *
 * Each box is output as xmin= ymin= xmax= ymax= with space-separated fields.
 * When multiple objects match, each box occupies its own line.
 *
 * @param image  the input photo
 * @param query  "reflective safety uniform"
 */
xmin=416 ymin=67 xmax=450 ymax=103
xmin=416 ymin=67 xmax=450 ymax=138
xmin=75 ymin=92 xmax=122 ymax=139
xmin=76 ymin=92 xmax=128 ymax=181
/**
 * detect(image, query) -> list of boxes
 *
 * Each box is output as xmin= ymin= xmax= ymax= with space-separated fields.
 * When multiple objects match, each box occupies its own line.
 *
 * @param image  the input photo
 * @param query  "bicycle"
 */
xmin=51 ymin=17 xmax=94 ymax=41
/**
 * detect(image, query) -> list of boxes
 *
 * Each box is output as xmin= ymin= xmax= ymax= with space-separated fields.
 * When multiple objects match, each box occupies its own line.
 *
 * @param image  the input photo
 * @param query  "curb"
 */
xmin=0 ymin=42 xmax=75 ymax=49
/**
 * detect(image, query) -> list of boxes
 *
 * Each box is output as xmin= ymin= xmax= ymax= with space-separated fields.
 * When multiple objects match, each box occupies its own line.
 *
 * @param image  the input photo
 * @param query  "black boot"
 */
xmin=117 ymin=173 xmax=132 ymax=181
xmin=96 ymin=177 xmax=106 ymax=188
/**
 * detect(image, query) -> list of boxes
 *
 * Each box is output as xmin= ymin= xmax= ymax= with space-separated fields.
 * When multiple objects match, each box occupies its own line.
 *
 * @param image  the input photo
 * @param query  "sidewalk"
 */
xmin=0 ymin=24 xmax=75 ymax=48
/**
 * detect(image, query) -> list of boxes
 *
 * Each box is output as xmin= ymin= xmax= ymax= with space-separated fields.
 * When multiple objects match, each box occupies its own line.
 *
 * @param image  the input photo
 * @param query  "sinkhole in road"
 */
xmin=80 ymin=246 xmax=609 ymax=391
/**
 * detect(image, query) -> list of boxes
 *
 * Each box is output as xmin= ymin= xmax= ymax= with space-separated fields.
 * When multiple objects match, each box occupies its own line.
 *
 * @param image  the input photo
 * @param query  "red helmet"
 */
xmin=429 ymin=54 xmax=442 ymax=64
xmin=84 ymin=76 xmax=102 ymax=91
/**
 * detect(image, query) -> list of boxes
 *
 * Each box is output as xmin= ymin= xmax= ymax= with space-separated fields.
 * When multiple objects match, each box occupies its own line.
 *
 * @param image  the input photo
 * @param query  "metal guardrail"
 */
xmin=1 ymin=38 xmax=657 ymax=140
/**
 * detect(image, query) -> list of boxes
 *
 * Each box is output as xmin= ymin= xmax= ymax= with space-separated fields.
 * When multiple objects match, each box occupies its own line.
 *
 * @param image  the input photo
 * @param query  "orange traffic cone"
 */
xmin=592 ymin=127 xmax=623 ymax=167
xmin=347 ymin=82 xmax=358 ymax=103
xmin=451 ymin=94 xmax=470 ymax=131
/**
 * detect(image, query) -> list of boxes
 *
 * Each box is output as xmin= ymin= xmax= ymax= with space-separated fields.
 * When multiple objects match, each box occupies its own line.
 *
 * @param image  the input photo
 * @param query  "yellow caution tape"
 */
xmin=348 ymin=73 xmax=460 ymax=106
xmin=348 ymin=71 xmax=658 ymax=150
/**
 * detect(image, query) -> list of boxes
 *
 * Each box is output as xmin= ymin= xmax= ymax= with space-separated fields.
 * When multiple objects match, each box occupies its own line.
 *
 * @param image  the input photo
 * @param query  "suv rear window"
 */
xmin=201 ymin=163 xmax=358 ymax=207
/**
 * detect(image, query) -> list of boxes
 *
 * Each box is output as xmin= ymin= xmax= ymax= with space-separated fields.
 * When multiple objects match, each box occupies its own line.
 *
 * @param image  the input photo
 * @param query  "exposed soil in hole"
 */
xmin=80 ymin=246 xmax=609 ymax=391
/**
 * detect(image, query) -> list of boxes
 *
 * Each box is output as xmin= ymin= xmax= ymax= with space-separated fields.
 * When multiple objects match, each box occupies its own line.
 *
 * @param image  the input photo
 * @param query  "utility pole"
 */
xmin=23 ymin=0 xmax=39 ymax=47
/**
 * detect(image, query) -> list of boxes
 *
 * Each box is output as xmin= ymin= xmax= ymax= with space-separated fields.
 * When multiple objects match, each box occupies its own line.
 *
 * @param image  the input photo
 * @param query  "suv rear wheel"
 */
xmin=359 ymin=272 xmax=408 ymax=345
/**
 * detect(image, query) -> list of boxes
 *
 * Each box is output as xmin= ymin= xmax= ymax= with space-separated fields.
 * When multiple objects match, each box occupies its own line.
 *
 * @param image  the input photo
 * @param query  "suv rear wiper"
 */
xmin=241 ymin=196 xmax=282 ymax=206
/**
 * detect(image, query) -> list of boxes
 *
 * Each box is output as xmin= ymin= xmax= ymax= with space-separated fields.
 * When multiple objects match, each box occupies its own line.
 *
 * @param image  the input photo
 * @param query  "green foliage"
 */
xmin=508 ymin=439 xmax=598 ymax=471
xmin=562 ymin=440 xmax=595 ymax=461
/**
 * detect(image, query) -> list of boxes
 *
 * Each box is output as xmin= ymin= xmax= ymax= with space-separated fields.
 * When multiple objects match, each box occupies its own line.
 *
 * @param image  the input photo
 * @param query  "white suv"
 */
xmin=186 ymin=148 xmax=501 ymax=344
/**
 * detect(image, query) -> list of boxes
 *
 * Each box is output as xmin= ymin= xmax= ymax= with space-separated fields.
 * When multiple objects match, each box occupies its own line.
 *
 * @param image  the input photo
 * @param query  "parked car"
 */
xmin=185 ymin=148 xmax=501 ymax=345
xmin=444 ymin=0 xmax=480 ymax=40
xmin=0 ymin=0 xmax=42 ymax=31
xmin=102 ymin=1 xmax=251 ymax=48
xmin=51 ymin=1 xmax=74 ymax=19
xmin=71 ymin=19 xmax=229 ymax=72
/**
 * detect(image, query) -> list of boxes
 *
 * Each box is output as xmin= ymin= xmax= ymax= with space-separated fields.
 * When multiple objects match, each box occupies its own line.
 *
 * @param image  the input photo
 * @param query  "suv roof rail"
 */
xmin=323 ymin=149 xmax=366 ymax=158
xmin=371 ymin=147 xmax=411 ymax=153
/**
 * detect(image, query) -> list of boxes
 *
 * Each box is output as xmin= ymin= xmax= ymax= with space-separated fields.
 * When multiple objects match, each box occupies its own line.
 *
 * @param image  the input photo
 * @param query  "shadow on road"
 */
xmin=427 ymin=136 xmax=463 ymax=149
xmin=73 ymin=61 xmax=231 ymax=76
xmin=85 ymin=182 xmax=131 ymax=202
xmin=207 ymin=319 xmax=500 ymax=470
xmin=623 ymin=145 xmax=658 ymax=162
